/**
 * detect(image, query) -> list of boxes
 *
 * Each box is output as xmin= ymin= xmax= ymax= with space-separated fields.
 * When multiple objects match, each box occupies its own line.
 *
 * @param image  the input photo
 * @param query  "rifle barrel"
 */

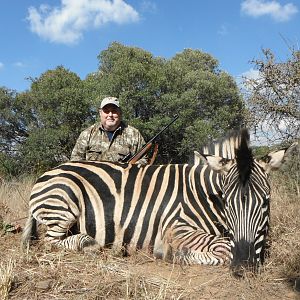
xmin=126 ymin=114 xmax=179 ymax=163
xmin=149 ymin=114 xmax=179 ymax=142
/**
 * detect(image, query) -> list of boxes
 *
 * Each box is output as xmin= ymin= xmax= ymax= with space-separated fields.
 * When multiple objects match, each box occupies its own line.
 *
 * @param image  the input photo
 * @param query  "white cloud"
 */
xmin=241 ymin=68 xmax=261 ymax=80
xmin=27 ymin=0 xmax=140 ymax=45
xmin=241 ymin=0 xmax=298 ymax=22
xmin=234 ymin=68 xmax=261 ymax=90
xmin=0 ymin=62 xmax=4 ymax=69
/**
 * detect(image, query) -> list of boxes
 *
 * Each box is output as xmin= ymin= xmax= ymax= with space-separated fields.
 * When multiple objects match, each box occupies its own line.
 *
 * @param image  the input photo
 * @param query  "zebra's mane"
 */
xmin=200 ymin=129 xmax=249 ymax=159
xmin=235 ymin=129 xmax=253 ymax=185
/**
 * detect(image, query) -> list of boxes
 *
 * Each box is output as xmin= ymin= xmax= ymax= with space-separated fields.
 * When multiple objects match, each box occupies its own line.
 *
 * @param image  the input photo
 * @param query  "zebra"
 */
xmin=22 ymin=129 xmax=297 ymax=275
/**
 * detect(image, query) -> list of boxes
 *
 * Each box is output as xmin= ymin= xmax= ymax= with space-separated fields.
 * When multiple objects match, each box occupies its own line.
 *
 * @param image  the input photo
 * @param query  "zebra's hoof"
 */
xmin=83 ymin=244 xmax=102 ymax=255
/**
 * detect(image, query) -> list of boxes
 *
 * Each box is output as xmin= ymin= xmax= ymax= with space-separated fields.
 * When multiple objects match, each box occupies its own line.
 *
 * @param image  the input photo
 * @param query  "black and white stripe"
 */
xmin=22 ymin=129 xmax=297 ymax=272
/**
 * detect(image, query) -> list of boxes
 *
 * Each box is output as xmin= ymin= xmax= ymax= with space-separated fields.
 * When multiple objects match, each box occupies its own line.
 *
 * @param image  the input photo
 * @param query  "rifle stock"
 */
xmin=128 ymin=143 xmax=152 ymax=164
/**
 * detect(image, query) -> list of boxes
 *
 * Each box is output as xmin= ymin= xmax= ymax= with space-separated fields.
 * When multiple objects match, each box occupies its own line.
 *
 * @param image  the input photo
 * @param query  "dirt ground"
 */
xmin=1 ymin=176 xmax=300 ymax=299
xmin=1 ymin=228 xmax=299 ymax=300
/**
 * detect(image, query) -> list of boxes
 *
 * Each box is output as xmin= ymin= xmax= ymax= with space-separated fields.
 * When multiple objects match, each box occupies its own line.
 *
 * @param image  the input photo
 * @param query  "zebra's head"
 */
xmin=195 ymin=129 xmax=297 ymax=277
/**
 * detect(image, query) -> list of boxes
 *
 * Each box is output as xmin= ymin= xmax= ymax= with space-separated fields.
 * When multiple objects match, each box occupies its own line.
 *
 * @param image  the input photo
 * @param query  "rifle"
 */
xmin=122 ymin=114 xmax=179 ymax=164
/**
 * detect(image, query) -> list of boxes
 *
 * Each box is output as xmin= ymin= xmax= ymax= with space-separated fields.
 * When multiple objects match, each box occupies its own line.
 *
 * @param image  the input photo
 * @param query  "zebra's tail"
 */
xmin=21 ymin=213 xmax=38 ymax=250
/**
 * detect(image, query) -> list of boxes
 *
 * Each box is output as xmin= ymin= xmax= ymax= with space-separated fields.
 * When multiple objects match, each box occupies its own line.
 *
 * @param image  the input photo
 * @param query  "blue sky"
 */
xmin=0 ymin=0 xmax=299 ymax=92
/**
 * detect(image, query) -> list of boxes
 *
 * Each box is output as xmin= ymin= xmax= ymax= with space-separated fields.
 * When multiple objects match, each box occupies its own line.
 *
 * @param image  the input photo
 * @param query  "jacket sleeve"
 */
xmin=70 ymin=129 xmax=91 ymax=161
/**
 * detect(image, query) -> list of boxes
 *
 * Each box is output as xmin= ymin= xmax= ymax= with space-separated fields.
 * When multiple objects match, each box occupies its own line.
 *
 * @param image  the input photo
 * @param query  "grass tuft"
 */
xmin=0 ymin=258 xmax=15 ymax=300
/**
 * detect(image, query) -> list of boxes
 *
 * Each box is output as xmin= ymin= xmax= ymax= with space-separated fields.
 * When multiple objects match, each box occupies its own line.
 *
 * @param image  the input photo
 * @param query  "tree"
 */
xmin=90 ymin=43 xmax=245 ymax=162
xmin=0 ymin=67 xmax=92 ymax=176
xmin=0 ymin=87 xmax=28 ymax=154
xmin=0 ymin=87 xmax=31 ymax=176
xmin=1 ymin=44 xmax=246 ymax=175
xmin=243 ymin=48 xmax=300 ymax=144
xmin=21 ymin=66 xmax=93 ymax=173
xmin=92 ymin=42 xmax=166 ymax=120
xmin=167 ymin=49 xmax=245 ymax=158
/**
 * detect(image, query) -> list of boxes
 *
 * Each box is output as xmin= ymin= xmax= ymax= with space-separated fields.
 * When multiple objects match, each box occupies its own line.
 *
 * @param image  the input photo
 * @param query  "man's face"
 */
xmin=100 ymin=104 xmax=121 ymax=131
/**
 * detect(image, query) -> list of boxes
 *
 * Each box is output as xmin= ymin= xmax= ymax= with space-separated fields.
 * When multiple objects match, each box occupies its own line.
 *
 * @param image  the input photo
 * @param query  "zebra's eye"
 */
xmin=263 ymin=195 xmax=270 ymax=206
xmin=218 ymin=190 xmax=225 ymax=199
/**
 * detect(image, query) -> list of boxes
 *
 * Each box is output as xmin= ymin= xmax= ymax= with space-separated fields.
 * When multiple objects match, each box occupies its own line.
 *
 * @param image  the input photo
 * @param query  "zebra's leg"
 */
xmin=46 ymin=232 xmax=97 ymax=251
xmin=40 ymin=216 xmax=97 ymax=251
xmin=162 ymin=221 xmax=231 ymax=265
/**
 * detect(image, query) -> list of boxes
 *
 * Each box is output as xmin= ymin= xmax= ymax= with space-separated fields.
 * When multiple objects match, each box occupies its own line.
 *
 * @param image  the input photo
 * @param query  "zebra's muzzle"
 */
xmin=231 ymin=264 xmax=258 ymax=278
xmin=230 ymin=239 xmax=259 ymax=277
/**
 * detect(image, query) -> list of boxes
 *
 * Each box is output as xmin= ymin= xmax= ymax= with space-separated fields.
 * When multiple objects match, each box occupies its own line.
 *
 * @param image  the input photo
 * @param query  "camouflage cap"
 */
xmin=100 ymin=97 xmax=120 ymax=109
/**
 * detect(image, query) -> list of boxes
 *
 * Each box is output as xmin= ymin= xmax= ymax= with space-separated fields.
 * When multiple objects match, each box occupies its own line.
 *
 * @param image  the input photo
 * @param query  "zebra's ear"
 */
xmin=195 ymin=151 xmax=234 ymax=174
xmin=193 ymin=151 xmax=203 ymax=165
xmin=258 ymin=142 xmax=298 ymax=173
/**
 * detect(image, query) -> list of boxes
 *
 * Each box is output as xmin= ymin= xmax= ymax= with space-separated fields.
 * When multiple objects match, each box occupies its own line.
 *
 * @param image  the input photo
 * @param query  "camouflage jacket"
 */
xmin=70 ymin=122 xmax=148 ymax=165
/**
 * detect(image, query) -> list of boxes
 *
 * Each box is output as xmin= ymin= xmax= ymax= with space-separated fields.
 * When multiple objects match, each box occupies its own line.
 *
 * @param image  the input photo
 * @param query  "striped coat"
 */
xmin=26 ymin=161 xmax=230 ymax=265
xmin=22 ymin=129 xmax=297 ymax=272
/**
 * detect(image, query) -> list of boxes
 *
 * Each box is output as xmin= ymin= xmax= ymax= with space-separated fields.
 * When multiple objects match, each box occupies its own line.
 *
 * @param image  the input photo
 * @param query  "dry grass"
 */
xmin=0 ymin=173 xmax=299 ymax=299
xmin=266 ymin=172 xmax=300 ymax=282
xmin=0 ymin=258 xmax=15 ymax=300
xmin=0 ymin=177 xmax=33 ymax=223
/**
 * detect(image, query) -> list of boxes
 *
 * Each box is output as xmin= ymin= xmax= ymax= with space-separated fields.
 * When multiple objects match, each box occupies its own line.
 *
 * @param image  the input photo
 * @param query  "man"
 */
xmin=70 ymin=96 xmax=148 ymax=165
